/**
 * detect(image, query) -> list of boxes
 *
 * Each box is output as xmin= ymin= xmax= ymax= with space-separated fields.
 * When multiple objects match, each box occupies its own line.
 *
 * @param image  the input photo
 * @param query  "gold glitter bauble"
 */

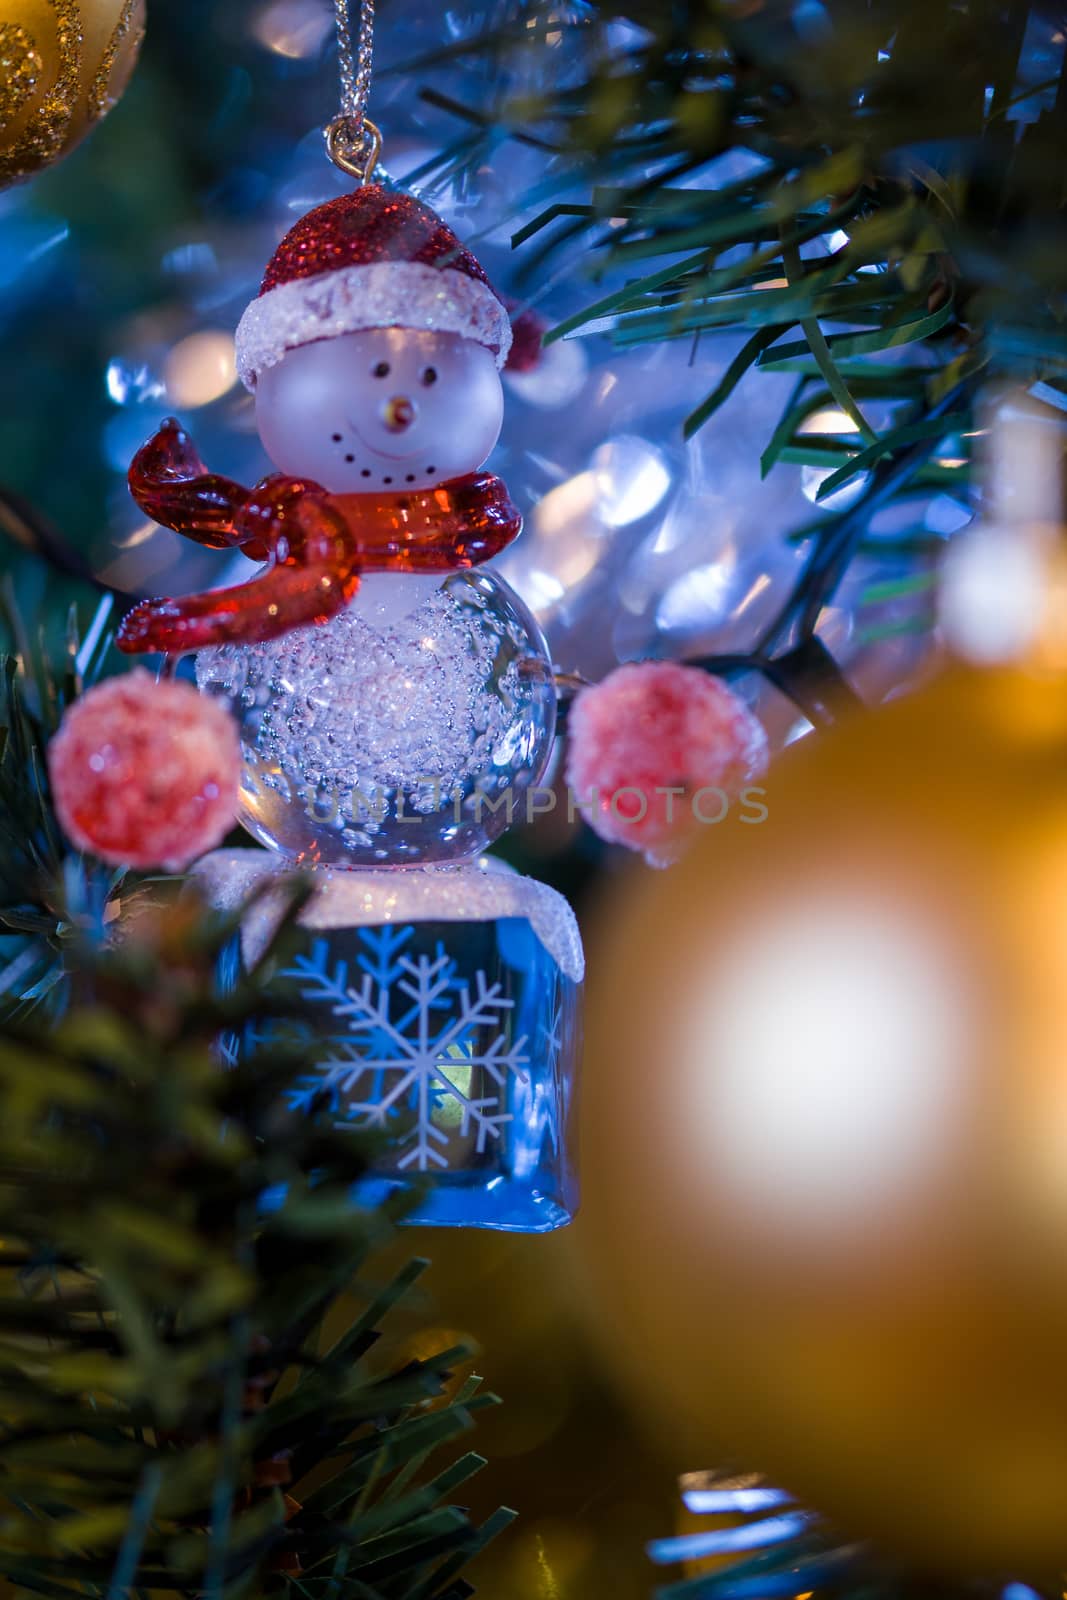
xmin=0 ymin=0 xmax=143 ymax=187
xmin=581 ymin=663 xmax=1067 ymax=1578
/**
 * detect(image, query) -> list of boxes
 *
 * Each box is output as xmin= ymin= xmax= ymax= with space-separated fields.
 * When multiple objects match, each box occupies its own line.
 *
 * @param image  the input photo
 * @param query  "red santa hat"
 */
xmin=235 ymin=185 xmax=513 ymax=390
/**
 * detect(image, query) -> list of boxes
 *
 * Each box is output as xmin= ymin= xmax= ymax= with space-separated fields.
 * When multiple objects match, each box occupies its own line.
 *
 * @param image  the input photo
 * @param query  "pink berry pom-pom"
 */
xmin=48 ymin=668 xmax=241 ymax=872
xmin=565 ymin=661 xmax=768 ymax=868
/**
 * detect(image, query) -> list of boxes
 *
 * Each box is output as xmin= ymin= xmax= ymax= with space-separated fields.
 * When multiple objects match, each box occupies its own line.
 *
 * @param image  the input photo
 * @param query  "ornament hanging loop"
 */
xmin=329 ymin=0 xmax=378 ymax=180
xmin=324 ymin=115 xmax=382 ymax=183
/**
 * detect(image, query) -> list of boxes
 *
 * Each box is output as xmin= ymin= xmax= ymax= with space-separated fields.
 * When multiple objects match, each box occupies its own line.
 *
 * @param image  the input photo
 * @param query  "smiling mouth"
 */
xmin=346 ymin=425 xmax=424 ymax=462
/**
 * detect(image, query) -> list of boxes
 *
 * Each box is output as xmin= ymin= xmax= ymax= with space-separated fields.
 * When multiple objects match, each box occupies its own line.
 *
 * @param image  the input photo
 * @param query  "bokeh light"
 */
xmin=683 ymin=887 xmax=973 ymax=1234
xmin=163 ymin=330 xmax=238 ymax=409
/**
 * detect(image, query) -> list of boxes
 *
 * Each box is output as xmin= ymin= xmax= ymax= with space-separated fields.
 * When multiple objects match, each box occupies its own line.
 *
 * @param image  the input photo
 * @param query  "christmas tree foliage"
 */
xmin=416 ymin=0 xmax=1067 ymax=695
xmin=475 ymin=0 xmax=1065 ymax=437
xmin=0 ymin=623 xmax=512 ymax=1598
xmin=0 ymin=581 xmax=122 ymax=1015
xmin=0 ymin=890 xmax=513 ymax=1597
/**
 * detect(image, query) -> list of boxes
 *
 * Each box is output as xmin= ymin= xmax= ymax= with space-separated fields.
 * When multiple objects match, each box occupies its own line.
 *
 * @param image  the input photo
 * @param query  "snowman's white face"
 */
xmin=254 ymin=326 xmax=504 ymax=494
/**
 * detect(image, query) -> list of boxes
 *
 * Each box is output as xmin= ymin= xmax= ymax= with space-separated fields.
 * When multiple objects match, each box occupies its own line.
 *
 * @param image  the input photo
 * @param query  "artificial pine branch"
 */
xmin=0 ymin=546 xmax=514 ymax=1595
xmin=0 ymin=576 xmax=127 ymax=1015
xmin=418 ymin=0 xmax=1067 ymax=499
xmin=397 ymin=0 xmax=1067 ymax=718
xmin=0 ymin=889 xmax=514 ymax=1597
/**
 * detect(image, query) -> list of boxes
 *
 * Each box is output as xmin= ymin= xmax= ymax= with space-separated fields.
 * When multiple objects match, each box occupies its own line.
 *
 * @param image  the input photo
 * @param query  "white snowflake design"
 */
xmin=282 ymin=925 xmax=531 ymax=1173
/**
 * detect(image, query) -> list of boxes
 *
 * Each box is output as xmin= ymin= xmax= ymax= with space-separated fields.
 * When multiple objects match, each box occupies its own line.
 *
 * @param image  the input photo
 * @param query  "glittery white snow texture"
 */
xmin=197 ymin=570 xmax=557 ymax=866
xmin=191 ymin=848 xmax=586 ymax=982
xmin=235 ymin=261 xmax=513 ymax=388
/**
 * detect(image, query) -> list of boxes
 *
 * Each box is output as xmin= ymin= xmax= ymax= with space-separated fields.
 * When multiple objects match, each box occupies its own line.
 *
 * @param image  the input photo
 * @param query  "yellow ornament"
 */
xmin=0 ymin=0 xmax=143 ymax=188
xmin=580 ymin=658 xmax=1067 ymax=1579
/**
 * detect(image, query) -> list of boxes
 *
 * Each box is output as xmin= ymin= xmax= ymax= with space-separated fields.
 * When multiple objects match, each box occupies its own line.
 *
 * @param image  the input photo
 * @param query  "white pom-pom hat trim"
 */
xmin=235 ymin=260 xmax=512 ymax=389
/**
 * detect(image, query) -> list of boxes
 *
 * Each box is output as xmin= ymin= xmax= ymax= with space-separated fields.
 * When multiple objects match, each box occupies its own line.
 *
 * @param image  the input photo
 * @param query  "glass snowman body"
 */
xmin=197 ymin=568 xmax=556 ymax=866
xmin=185 ymin=309 xmax=582 ymax=1229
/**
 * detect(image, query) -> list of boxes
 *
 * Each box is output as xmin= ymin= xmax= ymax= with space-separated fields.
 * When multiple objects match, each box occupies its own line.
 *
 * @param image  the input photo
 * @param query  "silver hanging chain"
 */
xmin=335 ymin=0 xmax=375 ymax=128
xmin=325 ymin=0 xmax=382 ymax=183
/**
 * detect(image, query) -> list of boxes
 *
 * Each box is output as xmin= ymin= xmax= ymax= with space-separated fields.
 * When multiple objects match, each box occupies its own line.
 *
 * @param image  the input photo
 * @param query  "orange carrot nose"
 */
xmin=383 ymin=394 xmax=417 ymax=432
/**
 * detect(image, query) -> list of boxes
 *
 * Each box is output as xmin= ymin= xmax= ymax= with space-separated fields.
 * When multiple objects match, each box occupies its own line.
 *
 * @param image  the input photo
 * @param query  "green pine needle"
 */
xmin=0 ymin=890 xmax=511 ymax=1598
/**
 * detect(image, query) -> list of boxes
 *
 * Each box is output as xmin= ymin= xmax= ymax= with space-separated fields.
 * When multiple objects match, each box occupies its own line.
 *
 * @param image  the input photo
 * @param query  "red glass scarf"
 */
xmin=117 ymin=419 xmax=522 ymax=653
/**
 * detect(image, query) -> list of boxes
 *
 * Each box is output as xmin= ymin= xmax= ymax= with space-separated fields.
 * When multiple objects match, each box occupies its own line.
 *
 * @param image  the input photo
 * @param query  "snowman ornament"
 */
xmin=117 ymin=184 xmax=582 ymax=1232
xmin=120 ymin=185 xmax=556 ymax=865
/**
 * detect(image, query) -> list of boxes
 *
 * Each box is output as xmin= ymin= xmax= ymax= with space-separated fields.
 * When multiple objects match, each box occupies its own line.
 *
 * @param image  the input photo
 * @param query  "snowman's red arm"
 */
xmin=118 ymin=420 xmax=522 ymax=654
xmin=120 ymin=419 xmax=358 ymax=651
xmin=117 ymin=559 xmax=358 ymax=652
xmin=125 ymin=418 xmax=269 ymax=558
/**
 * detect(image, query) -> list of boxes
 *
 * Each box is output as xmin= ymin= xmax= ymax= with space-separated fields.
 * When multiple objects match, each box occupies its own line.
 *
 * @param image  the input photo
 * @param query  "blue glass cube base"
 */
xmin=355 ymin=1175 xmax=574 ymax=1233
xmin=198 ymin=851 xmax=583 ymax=1232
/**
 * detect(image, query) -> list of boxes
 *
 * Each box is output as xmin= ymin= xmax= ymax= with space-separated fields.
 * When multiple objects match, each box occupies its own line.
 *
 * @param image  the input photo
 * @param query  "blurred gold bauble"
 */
xmin=582 ymin=661 xmax=1067 ymax=1578
xmin=0 ymin=0 xmax=143 ymax=187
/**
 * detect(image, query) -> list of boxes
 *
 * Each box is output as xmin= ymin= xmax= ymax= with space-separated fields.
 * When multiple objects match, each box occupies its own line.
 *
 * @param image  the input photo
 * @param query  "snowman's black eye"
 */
xmin=420 ymin=367 xmax=438 ymax=387
xmin=373 ymin=361 xmax=390 ymax=378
